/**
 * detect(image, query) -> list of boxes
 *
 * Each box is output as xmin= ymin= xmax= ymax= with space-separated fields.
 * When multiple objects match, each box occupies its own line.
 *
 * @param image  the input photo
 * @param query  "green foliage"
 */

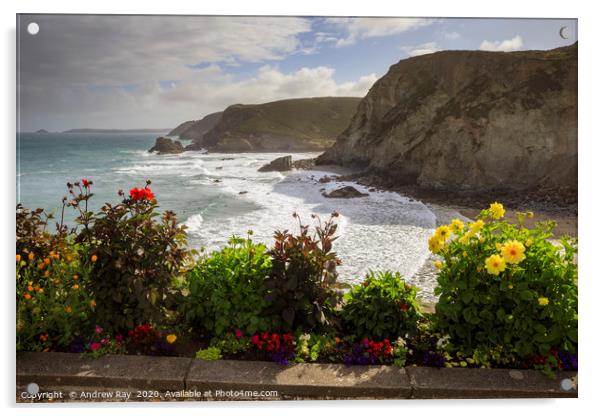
xmin=77 ymin=181 xmax=188 ymax=333
xmin=433 ymin=206 xmax=578 ymax=365
xmin=16 ymin=242 xmax=95 ymax=352
xmin=181 ymin=236 xmax=275 ymax=337
xmin=341 ymin=271 xmax=421 ymax=340
xmin=265 ymin=213 xmax=342 ymax=332
xmin=294 ymin=333 xmax=339 ymax=363
xmin=195 ymin=346 xmax=223 ymax=361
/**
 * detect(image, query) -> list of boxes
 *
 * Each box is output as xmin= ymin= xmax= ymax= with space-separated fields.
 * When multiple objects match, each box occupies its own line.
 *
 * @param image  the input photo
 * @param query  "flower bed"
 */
xmin=16 ymin=180 xmax=578 ymax=378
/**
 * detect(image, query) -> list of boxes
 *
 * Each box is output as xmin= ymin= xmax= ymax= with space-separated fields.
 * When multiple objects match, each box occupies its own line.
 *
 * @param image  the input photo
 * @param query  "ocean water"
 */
xmin=17 ymin=133 xmax=438 ymax=300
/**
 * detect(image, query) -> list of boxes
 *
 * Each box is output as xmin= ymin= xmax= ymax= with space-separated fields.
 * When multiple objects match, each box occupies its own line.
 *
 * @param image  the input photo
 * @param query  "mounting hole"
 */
xmin=27 ymin=22 xmax=40 ymax=35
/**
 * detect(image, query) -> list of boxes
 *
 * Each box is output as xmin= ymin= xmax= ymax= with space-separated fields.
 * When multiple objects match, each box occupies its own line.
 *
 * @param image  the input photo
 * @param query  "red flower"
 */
xmin=400 ymin=303 xmax=409 ymax=312
xmin=89 ymin=342 xmax=102 ymax=351
xmin=129 ymin=187 xmax=155 ymax=202
xmin=234 ymin=329 xmax=243 ymax=339
xmin=82 ymin=179 xmax=91 ymax=188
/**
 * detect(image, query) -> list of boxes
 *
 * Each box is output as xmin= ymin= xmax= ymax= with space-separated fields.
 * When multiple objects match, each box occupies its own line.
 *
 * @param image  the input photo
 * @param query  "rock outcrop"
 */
xmin=323 ymin=186 xmax=369 ymax=198
xmin=317 ymin=43 xmax=577 ymax=193
xmin=148 ymin=137 xmax=184 ymax=154
xmin=175 ymin=112 xmax=223 ymax=145
xmin=191 ymin=97 xmax=361 ymax=152
xmin=258 ymin=155 xmax=293 ymax=172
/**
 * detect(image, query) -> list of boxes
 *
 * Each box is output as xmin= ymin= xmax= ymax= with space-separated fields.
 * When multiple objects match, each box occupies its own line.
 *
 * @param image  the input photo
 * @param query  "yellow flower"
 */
xmin=500 ymin=240 xmax=526 ymax=264
xmin=485 ymin=254 xmax=506 ymax=276
xmin=450 ymin=219 xmax=465 ymax=234
xmin=496 ymin=243 xmax=502 ymax=251
xmin=459 ymin=230 xmax=475 ymax=245
xmin=469 ymin=220 xmax=484 ymax=234
xmin=66 ymin=255 xmax=73 ymax=262
xmin=90 ymin=300 xmax=97 ymax=308
xmin=166 ymin=334 xmax=177 ymax=344
xmin=64 ymin=306 xmax=73 ymax=314
xmin=91 ymin=254 xmax=98 ymax=263
xmin=462 ymin=251 xmax=468 ymax=258
xmin=434 ymin=225 xmax=452 ymax=241
xmin=428 ymin=235 xmax=444 ymax=254
xmin=526 ymin=211 xmax=534 ymax=219
xmin=538 ymin=297 xmax=549 ymax=306
xmin=508 ymin=284 xmax=513 ymax=289
xmin=489 ymin=202 xmax=505 ymax=219
xmin=525 ymin=239 xmax=533 ymax=247
xmin=434 ymin=261 xmax=443 ymax=270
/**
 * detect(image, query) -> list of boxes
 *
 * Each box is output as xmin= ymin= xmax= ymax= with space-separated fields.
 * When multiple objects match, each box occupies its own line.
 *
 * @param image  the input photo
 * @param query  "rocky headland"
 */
xmin=316 ymin=43 xmax=577 ymax=207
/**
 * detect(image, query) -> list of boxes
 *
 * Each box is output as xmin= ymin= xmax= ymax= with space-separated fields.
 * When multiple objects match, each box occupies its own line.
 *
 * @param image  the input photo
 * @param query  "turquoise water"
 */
xmin=16 ymin=133 xmax=438 ymax=299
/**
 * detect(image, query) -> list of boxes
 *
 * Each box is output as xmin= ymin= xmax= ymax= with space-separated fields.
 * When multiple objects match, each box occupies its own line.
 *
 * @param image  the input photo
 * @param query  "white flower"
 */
xmin=300 ymin=333 xmax=311 ymax=342
xmin=436 ymin=335 xmax=451 ymax=349
xmin=395 ymin=337 xmax=407 ymax=348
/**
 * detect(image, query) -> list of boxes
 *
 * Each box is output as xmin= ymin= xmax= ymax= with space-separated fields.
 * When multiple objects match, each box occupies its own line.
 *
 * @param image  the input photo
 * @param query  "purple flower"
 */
xmin=423 ymin=351 xmax=446 ymax=368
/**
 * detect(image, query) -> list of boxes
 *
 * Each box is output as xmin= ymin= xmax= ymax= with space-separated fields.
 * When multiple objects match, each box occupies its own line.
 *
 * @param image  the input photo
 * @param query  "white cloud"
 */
xmin=479 ymin=35 xmax=523 ymax=52
xmin=325 ymin=17 xmax=434 ymax=47
xmin=444 ymin=31 xmax=461 ymax=40
xmin=401 ymin=42 xmax=441 ymax=57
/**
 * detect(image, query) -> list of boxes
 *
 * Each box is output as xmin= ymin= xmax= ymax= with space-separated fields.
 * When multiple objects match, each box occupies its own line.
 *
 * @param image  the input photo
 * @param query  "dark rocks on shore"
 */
xmin=258 ymin=155 xmax=293 ymax=172
xmin=292 ymin=158 xmax=316 ymax=170
xmin=148 ymin=137 xmax=184 ymax=154
xmin=322 ymin=186 xmax=369 ymax=199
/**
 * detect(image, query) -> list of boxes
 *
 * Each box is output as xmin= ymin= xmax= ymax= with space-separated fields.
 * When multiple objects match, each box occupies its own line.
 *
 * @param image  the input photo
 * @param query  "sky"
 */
xmin=17 ymin=15 xmax=577 ymax=132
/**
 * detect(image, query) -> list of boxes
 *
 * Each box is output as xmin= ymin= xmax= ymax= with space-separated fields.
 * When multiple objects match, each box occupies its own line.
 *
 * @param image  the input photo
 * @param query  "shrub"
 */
xmin=433 ymin=203 xmax=578 ymax=367
xmin=341 ymin=271 xmax=421 ymax=340
xmin=196 ymin=346 xmax=222 ymax=361
xmin=75 ymin=181 xmax=188 ymax=332
xmin=265 ymin=212 xmax=342 ymax=331
xmin=16 ymin=242 xmax=95 ymax=352
xmin=181 ymin=236 xmax=275 ymax=338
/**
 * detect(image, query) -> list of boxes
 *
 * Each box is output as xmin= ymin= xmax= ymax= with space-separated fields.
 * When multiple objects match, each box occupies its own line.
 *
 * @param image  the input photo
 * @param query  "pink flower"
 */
xmin=234 ymin=329 xmax=243 ymax=339
xmin=95 ymin=325 xmax=103 ymax=334
xmin=89 ymin=342 xmax=102 ymax=351
xmin=100 ymin=338 xmax=108 ymax=345
xmin=115 ymin=334 xmax=124 ymax=343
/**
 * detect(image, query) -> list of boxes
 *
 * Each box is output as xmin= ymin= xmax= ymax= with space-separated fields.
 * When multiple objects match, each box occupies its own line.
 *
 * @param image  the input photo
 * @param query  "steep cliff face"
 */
xmin=169 ymin=112 xmax=223 ymax=145
xmin=195 ymin=97 xmax=361 ymax=152
xmin=317 ymin=44 xmax=577 ymax=192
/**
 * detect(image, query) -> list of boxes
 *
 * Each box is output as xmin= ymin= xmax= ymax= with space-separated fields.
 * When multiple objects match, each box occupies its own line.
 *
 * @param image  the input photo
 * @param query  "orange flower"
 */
xmin=43 ymin=271 xmax=50 ymax=278
xmin=335 ymin=336 xmax=341 ymax=344
xmin=16 ymin=254 xmax=21 ymax=262
xmin=42 ymin=348 xmax=50 ymax=352
xmin=89 ymin=300 xmax=97 ymax=308
xmin=73 ymin=274 xmax=79 ymax=280
xmin=27 ymin=285 xmax=34 ymax=292
xmin=72 ymin=284 xmax=79 ymax=290
xmin=91 ymin=254 xmax=98 ymax=263
xmin=64 ymin=306 xmax=72 ymax=314
xmin=28 ymin=252 xmax=35 ymax=261
xmin=66 ymin=255 xmax=73 ymax=262
xmin=39 ymin=334 xmax=48 ymax=341
xmin=43 ymin=258 xmax=50 ymax=265
xmin=36 ymin=287 xmax=44 ymax=294
xmin=23 ymin=293 xmax=31 ymax=300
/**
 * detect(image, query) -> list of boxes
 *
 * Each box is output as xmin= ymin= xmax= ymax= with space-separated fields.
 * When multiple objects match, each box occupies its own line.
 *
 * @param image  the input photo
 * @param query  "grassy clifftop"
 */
xmin=189 ymin=97 xmax=361 ymax=152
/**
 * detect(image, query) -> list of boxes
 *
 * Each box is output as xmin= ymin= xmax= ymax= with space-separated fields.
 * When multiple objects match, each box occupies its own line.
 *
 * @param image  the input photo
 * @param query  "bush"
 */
xmin=341 ymin=271 xmax=421 ymax=340
xmin=265 ymin=212 xmax=342 ymax=332
xmin=433 ymin=203 xmax=578 ymax=366
xmin=16 ymin=242 xmax=95 ymax=352
xmin=181 ymin=236 xmax=275 ymax=337
xmin=75 ymin=181 xmax=188 ymax=332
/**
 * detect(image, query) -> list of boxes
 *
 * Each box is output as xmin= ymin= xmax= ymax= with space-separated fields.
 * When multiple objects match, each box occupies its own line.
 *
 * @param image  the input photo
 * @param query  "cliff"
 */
xmin=189 ymin=97 xmax=361 ymax=152
xmin=174 ymin=112 xmax=223 ymax=142
xmin=317 ymin=43 xmax=577 ymax=193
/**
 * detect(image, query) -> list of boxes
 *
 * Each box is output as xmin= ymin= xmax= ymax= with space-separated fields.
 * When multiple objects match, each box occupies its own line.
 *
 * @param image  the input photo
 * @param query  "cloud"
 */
xmin=479 ymin=35 xmax=523 ymax=52
xmin=401 ymin=42 xmax=441 ymax=56
xmin=325 ymin=17 xmax=434 ymax=47
xmin=444 ymin=31 xmax=461 ymax=40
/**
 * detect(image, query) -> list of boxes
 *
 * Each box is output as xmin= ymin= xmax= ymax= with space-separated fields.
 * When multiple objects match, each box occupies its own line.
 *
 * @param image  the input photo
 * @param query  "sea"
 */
xmin=17 ymin=133 xmax=438 ymax=300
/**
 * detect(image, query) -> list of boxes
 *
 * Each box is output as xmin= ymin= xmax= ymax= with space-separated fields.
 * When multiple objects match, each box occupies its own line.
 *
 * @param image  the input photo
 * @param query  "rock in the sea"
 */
xmin=317 ymin=44 xmax=577 ymax=193
xmin=148 ymin=137 xmax=184 ymax=154
xmin=323 ymin=186 xmax=369 ymax=198
xmin=258 ymin=155 xmax=293 ymax=172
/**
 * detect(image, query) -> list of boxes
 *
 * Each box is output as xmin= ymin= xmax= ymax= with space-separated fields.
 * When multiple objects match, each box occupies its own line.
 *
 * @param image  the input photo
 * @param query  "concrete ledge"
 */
xmin=17 ymin=352 xmax=192 ymax=391
xmin=16 ymin=352 xmax=577 ymax=400
xmin=406 ymin=367 xmax=578 ymax=399
xmin=186 ymin=359 xmax=410 ymax=399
